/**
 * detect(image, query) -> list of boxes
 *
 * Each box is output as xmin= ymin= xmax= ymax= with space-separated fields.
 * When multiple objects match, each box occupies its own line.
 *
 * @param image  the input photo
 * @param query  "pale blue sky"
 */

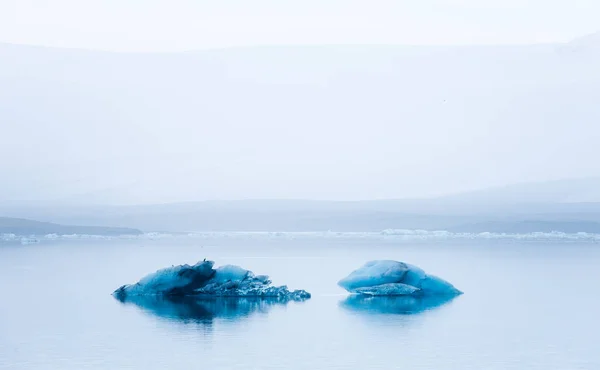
xmin=1 ymin=0 xmax=599 ymax=51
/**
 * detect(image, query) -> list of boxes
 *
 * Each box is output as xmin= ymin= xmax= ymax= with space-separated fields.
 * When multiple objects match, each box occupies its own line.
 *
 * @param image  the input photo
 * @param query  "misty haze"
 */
xmin=2 ymin=2 xmax=600 ymax=370
xmin=3 ymin=35 xmax=600 ymax=234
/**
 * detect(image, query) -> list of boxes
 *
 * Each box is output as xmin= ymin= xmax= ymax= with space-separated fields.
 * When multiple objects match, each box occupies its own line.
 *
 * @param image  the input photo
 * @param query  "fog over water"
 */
xmin=3 ymin=1 xmax=600 ymax=205
xmin=2 ymin=38 xmax=600 ymax=205
xmin=2 ymin=3 xmax=600 ymax=370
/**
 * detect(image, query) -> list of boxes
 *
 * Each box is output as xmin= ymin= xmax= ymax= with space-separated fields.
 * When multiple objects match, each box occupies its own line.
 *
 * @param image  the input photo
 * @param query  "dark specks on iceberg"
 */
xmin=338 ymin=260 xmax=462 ymax=297
xmin=113 ymin=260 xmax=311 ymax=301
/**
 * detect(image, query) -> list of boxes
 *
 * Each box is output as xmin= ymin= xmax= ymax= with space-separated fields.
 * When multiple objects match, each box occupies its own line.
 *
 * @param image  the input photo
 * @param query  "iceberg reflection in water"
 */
xmin=340 ymin=294 xmax=459 ymax=315
xmin=116 ymin=295 xmax=294 ymax=324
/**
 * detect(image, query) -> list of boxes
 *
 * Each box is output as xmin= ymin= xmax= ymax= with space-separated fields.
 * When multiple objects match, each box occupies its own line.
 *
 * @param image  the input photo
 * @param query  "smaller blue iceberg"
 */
xmin=338 ymin=260 xmax=462 ymax=297
xmin=113 ymin=260 xmax=311 ymax=301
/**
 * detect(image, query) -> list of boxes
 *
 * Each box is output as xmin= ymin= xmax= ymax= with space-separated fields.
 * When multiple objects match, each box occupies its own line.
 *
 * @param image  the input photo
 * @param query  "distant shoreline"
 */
xmin=0 ymin=217 xmax=142 ymax=237
xmin=3 ymin=229 xmax=600 ymax=245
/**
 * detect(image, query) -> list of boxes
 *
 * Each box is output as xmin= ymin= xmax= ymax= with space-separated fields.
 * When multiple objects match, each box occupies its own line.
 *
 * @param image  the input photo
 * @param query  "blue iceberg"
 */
xmin=338 ymin=260 xmax=462 ymax=297
xmin=113 ymin=260 xmax=311 ymax=301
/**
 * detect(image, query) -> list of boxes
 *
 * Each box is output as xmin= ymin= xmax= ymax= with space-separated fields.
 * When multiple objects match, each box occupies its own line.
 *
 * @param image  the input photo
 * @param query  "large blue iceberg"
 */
xmin=338 ymin=260 xmax=462 ymax=297
xmin=113 ymin=260 xmax=311 ymax=301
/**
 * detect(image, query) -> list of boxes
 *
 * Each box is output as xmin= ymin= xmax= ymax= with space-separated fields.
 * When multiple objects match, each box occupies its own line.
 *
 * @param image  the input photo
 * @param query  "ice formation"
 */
xmin=338 ymin=260 xmax=462 ymax=296
xmin=113 ymin=260 xmax=311 ymax=301
xmin=4 ymin=230 xmax=600 ymax=244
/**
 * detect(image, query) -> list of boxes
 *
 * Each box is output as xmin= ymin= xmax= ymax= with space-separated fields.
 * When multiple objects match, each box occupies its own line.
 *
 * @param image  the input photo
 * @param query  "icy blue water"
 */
xmin=1 ymin=238 xmax=599 ymax=369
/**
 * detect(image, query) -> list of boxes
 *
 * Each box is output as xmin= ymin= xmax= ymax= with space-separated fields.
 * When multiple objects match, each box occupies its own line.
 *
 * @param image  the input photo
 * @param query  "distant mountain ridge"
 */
xmin=563 ymin=31 xmax=600 ymax=52
xmin=3 ymin=178 xmax=600 ymax=233
xmin=0 ymin=217 xmax=142 ymax=236
xmin=429 ymin=177 xmax=600 ymax=205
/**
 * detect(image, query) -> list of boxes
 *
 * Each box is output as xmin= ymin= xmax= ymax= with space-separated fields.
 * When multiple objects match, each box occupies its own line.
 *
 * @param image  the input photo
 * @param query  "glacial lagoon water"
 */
xmin=1 ymin=236 xmax=599 ymax=369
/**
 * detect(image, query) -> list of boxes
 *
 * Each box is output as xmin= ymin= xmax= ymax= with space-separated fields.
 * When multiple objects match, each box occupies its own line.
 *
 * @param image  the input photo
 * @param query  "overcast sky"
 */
xmin=1 ymin=0 xmax=599 ymax=51
xmin=1 ymin=1 xmax=600 ymax=204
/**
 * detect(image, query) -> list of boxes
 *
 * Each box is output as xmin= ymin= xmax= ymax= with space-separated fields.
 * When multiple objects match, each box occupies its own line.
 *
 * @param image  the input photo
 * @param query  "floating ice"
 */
xmin=113 ymin=260 xmax=311 ymax=301
xmin=352 ymin=283 xmax=420 ymax=296
xmin=339 ymin=260 xmax=462 ymax=296
xmin=4 ymin=229 xmax=600 ymax=244
xmin=1 ymin=233 xmax=17 ymax=241
xmin=20 ymin=237 xmax=39 ymax=245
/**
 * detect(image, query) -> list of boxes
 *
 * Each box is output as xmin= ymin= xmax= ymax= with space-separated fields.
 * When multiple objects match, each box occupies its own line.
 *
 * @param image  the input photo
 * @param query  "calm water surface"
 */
xmin=1 ymin=238 xmax=599 ymax=369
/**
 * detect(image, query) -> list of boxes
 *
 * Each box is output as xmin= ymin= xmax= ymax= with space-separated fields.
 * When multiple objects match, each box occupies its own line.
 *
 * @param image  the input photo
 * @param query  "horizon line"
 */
xmin=0 ymin=38 xmax=582 ymax=55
